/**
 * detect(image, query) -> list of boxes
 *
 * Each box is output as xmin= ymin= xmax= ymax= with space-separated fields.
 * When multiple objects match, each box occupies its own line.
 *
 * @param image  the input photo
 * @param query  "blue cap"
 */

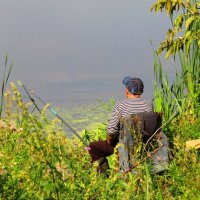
xmin=123 ymin=76 xmax=144 ymax=94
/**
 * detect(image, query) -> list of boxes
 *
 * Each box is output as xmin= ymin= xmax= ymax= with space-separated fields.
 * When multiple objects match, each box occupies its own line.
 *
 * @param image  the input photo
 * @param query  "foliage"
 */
xmin=153 ymin=50 xmax=200 ymax=124
xmin=151 ymin=0 xmax=200 ymax=58
xmin=0 ymin=84 xmax=199 ymax=199
xmin=152 ymin=0 xmax=200 ymax=132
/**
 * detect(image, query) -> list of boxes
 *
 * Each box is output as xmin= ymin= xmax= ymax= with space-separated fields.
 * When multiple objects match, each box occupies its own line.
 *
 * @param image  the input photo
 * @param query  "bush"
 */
xmin=0 ymin=84 xmax=199 ymax=199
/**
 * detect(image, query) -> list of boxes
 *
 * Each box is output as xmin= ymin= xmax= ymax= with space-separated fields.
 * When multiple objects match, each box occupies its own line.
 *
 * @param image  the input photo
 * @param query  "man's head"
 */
xmin=123 ymin=76 xmax=144 ymax=95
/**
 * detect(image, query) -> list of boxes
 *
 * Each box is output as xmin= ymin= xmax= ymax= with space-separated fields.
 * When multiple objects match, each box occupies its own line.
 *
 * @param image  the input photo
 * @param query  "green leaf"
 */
xmin=198 ymin=39 xmax=200 ymax=46
xmin=184 ymin=31 xmax=192 ymax=40
xmin=174 ymin=14 xmax=184 ymax=28
xmin=165 ymin=48 xmax=173 ymax=58
xmin=185 ymin=16 xmax=196 ymax=30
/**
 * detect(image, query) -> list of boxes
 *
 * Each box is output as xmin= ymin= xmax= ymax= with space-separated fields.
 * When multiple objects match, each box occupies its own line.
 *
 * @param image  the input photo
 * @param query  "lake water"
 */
xmin=0 ymin=0 xmax=174 ymax=107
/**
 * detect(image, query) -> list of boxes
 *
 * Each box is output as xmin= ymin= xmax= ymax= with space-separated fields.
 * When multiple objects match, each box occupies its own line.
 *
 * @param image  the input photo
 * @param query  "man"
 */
xmin=89 ymin=76 xmax=153 ymax=172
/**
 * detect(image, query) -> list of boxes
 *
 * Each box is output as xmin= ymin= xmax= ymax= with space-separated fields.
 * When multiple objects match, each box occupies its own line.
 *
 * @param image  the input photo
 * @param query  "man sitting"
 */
xmin=89 ymin=76 xmax=154 ymax=172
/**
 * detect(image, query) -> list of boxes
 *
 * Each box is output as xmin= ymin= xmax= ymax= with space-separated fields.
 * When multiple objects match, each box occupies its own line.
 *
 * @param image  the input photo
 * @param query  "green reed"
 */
xmin=0 ymin=55 xmax=13 ymax=117
xmin=153 ymin=27 xmax=200 ymax=128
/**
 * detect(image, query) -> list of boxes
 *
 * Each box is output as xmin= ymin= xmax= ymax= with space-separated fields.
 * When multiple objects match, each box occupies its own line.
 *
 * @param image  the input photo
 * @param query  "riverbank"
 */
xmin=0 ymin=84 xmax=199 ymax=199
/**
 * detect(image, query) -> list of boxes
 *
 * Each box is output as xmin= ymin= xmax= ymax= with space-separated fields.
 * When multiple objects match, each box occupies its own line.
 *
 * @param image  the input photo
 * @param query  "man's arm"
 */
xmin=106 ymin=104 xmax=121 ymax=145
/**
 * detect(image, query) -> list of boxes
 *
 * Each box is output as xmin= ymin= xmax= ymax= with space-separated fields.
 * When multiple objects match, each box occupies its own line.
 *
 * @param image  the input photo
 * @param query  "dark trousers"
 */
xmin=89 ymin=140 xmax=115 ymax=162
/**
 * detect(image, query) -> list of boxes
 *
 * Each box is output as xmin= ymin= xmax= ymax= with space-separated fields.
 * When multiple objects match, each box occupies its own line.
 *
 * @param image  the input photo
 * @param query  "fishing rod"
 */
xmin=19 ymin=82 xmax=89 ymax=147
xmin=21 ymin=84 xmax=41 ymax=114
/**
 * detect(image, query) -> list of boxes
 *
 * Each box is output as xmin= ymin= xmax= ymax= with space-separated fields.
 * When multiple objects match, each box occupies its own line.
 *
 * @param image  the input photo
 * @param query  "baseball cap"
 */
xmin=122 ymin=76 xmax=144 ymax=95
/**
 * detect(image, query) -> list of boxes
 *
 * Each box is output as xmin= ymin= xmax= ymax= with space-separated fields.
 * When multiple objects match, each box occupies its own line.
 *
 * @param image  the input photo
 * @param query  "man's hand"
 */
xmin=107 ymin=135 xmax=113 ymax=145
xmin=106 ymin=134 xmax=119 ymax=147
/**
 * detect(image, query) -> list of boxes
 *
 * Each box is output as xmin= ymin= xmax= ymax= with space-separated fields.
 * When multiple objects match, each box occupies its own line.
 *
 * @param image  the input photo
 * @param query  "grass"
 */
xmin=0 ymin=82 xmax=199 ymax=199
xmin=0 ymin=54 xmax=13 ymax=117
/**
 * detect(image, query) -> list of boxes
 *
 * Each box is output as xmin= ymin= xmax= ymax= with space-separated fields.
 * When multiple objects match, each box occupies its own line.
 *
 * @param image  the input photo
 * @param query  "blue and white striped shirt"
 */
xmin=107 ymin=98 xmax=153 ymax=136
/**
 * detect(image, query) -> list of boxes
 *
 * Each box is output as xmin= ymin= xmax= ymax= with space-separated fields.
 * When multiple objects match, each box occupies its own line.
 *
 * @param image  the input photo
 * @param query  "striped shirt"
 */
xmin=107 ymin=98 xmax=153 ymax=136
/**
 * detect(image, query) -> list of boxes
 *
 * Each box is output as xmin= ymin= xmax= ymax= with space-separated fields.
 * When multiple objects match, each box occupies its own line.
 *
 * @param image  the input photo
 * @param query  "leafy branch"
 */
xmin=151 ymin=0 xmax=200 ymax=58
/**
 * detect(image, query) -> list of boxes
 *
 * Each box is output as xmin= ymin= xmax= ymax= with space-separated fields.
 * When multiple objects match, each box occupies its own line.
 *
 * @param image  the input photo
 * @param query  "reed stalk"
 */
xmin=153 ymin=0 xmax=200 ymax=124
xmin=0 ymin=55 xmax=13 ymax=117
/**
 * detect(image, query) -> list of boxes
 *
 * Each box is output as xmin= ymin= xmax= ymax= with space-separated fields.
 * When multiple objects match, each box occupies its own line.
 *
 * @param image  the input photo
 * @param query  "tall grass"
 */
xmin=153 ymin=0 xmax=200 ymax=125
xmin=0 ymin=55 xmax=13 ymax=117
xmin=0 ymin=84 xmax=199 ymax=199
xmin=153 ymin=35 xmax=200 ymax=131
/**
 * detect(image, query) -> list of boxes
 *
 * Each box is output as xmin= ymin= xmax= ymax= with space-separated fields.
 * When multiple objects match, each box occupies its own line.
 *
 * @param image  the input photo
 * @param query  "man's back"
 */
xmin=107 ymin=98 xmax=153 ymax=136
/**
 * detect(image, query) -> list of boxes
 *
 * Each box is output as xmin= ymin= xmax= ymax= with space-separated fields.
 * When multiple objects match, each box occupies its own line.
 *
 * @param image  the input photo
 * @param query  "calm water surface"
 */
xmin=0 ymin=0 xmax=174 ymax=107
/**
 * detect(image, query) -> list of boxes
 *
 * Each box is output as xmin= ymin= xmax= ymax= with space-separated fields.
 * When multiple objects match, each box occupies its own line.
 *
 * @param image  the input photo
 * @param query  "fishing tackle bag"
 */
xmin=118 ymin=112 xmax=169 ymax=173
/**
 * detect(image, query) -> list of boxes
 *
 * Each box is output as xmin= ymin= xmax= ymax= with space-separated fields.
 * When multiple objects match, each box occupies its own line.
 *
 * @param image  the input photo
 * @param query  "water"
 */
xmin=0 ymin=0 xmax=174 ymax=107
